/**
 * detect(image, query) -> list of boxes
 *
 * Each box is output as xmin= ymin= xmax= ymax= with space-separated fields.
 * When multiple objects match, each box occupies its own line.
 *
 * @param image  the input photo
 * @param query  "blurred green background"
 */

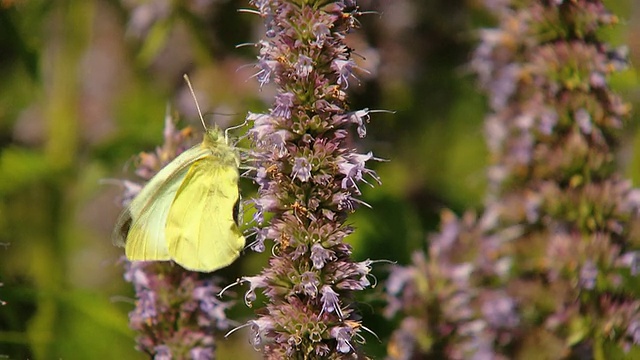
xmin=0 ymin=0 xmax=638 ymax=359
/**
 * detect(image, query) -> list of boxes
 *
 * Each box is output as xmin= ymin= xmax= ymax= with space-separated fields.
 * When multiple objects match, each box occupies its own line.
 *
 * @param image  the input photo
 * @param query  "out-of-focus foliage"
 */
xmin=0 ymin=0 xmax=637 ymax=359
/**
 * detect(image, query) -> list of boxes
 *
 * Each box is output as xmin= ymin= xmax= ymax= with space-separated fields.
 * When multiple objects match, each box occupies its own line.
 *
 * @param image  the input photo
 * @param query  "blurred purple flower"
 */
xmin=386 ymin=0 xmax=640 ymax=358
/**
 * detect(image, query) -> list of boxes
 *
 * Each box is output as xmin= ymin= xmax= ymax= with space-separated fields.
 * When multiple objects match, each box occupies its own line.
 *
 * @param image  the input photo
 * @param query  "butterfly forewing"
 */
xmin=165 ymin=156 xmax=245 ymax=272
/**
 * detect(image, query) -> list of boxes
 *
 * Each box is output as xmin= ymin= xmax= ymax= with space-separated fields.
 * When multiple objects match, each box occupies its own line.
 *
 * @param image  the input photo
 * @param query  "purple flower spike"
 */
xmin=238 ymin=0 xmax=382 ymax=357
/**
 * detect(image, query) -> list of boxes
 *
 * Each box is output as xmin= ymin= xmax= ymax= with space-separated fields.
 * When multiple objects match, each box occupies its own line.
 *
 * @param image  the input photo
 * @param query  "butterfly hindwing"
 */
xmin=165 ymin=156 xmax=245 ymax=272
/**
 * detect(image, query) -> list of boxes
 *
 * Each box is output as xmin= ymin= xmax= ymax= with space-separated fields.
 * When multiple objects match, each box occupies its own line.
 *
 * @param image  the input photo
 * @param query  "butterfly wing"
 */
xmin=113 ymin=145 xmax=210 ymax=261
xmin=165 ymin=156 xmax=245 ymax=272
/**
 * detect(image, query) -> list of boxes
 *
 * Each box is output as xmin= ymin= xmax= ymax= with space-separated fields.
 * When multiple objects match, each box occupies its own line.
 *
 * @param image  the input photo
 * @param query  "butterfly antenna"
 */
xmin=183 ymin=74 xmax=207 ymax=130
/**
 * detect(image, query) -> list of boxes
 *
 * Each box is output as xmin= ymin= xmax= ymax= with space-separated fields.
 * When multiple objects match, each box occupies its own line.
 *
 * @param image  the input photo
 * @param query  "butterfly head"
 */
xmin=202 ymin=126 xmax=228 ymax=147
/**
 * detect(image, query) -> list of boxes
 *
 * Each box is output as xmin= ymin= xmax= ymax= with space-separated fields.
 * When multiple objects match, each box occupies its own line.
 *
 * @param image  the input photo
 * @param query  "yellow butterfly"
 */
xmin=113 ymin=76 xmax=245 ymax=272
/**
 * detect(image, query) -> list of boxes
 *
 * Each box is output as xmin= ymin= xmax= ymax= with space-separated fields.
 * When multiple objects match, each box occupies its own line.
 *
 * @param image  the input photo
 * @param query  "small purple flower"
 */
xmin=253 ymin=195 xmax=280 ymax=223
xmin=251 ymin=227 xmax=268 ymax=252
xmin=344 ymin=108 xmax=371 ymax=138
xmin=247 ymin=112 xmax=277 ymax=140
xmin=291 ymin=243 xmax=308 ymax=260
xmin=295 ymin=271 xmax=320 ymax=298
xmin=338 ymin=151 xmax=381 ymax=192
xmin=314 ymin=343 xmax=330 ymax=356
xmin=136 ymin=290 xmax=157 ymax=321
xmin=256 ymin=58 xmax=279 ymax=87
xmin=311 ymin=22 xmax=331 ymax=47
xmin=579 ymin=260 xmax=598 ymax=290
xmin=331 ymin=190 xmax=365 ymax=212
xmin=272 ymin=92 xmax=295 ymax=119
xmin=330 ymin=326 xmax=354 ymax=354
xmin=295 ymin=55 xmax=313 ymax=78
xmin=292 ymin=156 xmax=312 ymax=182
xmin=194 ymin=285 xmax=231 ymax=329
xmin=251 ymin=0 xmax=270 ymax=14
xmin=538 ymin=108 xmax=558 ymax=135
xmin=628 ymin=319 xmax=640 ymax=345
xmin=242 ymin=275 xmax=268 ymax=306
xmin=124 ymin=262 xmax=150 ymax=289
xmin=590 ymin=72 xmax=607 ymax=88
xmin=249 ymin=318 xmax=275 ymax=347
xmin=384 ymin=265 xmax=413 ymax=299
xmin=331 ymin=59 xmax=355 ymax=88
xmin=330 ymin=260 xmax=372 ymax=291
xmin=310 ymin=243 xmax=336 ymax=269
xmin=575 ymin=108 xmax=592 ymax=134
xmin=619 ymin=252 xmax=640 ymax=275
xmin=320 ymin=285 xmax=343 ymax=320
xmin=189 ymin=347 xmax=213 ymax=360
xmin=481 ymin=292 xmax=519 ymax=329
xmin=154 ymin=345 xmax=172 ymax=360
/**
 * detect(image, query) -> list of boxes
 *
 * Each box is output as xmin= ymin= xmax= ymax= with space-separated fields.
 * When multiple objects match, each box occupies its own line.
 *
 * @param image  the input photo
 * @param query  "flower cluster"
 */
xmin=386 ymin=208 xmax=520 ymax=359
xmin=120 ymin=112 xmax=232 ymax=359
xmin=386 ymin=0 xmax=640 ymax=358
xmin=236 ymin=0 xmax=380 ymax=358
